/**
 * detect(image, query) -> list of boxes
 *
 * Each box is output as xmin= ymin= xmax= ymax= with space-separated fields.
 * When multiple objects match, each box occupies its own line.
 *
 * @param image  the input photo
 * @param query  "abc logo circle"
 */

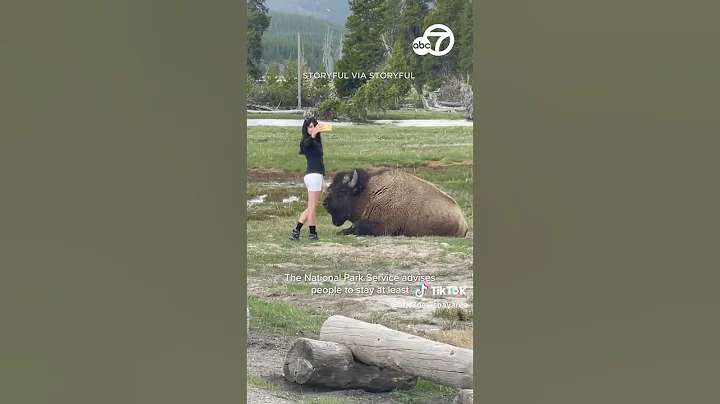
xmin=412 ymin=37 xmax=432 ymax=55
xmin=412 ymin=24 xmax=455 ymax=56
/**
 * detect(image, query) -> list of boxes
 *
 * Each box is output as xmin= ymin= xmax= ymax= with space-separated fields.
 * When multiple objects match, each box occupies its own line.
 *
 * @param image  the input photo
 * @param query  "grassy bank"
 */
xmin=246 ymin=125 xmax=473 ymax=403
xmin=246 ymin=109 xmax=466 ymax=121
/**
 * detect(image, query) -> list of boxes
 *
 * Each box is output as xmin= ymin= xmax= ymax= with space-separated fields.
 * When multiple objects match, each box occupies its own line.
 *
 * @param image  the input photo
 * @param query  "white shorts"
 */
xmin=304 ymin=173 xmax=324 ymax=192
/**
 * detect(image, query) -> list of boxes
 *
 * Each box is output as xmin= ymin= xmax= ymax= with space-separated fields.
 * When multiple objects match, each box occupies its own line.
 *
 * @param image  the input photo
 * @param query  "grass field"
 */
xmin=247 ymin=124 xmax=473 ymax=403
xmin=246 ymin=109 xmax=466 ymax=121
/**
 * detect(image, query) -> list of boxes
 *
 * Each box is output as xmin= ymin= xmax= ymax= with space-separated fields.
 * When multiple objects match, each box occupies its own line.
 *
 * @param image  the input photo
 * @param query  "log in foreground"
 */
xmin=283 ymin=337 xmax=417 ymax=393
xmin=320 ymin=315 xmax=473 ymax=390
xmin=453 ymin=389 xmax=473 ymax=404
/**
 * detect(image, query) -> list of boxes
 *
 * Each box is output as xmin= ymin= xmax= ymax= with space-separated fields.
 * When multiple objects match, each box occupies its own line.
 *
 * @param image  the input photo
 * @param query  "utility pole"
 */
xmin=297 ymin=33 xmax=301 ymax=110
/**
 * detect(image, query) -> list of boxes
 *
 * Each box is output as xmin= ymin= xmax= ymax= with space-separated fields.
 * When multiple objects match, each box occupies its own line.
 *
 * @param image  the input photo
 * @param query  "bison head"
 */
xmin=322 ymin=169 xmax=363 ymax=227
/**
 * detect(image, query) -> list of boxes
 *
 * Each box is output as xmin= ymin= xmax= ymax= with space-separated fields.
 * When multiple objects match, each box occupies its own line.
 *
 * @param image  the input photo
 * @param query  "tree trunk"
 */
xmin=319 ymin=315 xmax=473 ymax=389
xmin=453 ymin=389 xmax=474 ymax=404
xmin=283 ymin=337 xmax=417 ymax=393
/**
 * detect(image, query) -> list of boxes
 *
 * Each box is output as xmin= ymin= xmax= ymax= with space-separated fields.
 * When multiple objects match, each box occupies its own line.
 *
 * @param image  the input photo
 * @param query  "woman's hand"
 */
xmin=308 ymin=125 xmax=318 ymax=137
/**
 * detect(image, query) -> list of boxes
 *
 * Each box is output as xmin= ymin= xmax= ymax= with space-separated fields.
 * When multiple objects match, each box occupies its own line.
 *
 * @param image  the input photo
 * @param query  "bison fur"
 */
xmin=322 ymin=168 xmax=469 ymax=237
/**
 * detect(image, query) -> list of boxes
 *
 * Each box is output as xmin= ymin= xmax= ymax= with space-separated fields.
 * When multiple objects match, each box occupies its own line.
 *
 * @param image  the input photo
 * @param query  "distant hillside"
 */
xmin=261 ymin=11 xmax=346 ymax=74
xmin=265 ymin=0 xmax=350 ymax=26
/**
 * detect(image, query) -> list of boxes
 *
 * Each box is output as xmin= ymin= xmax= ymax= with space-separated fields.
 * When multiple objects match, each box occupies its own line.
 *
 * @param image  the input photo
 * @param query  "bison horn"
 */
xmin=348 ymin=170 xmax=358 ymax=187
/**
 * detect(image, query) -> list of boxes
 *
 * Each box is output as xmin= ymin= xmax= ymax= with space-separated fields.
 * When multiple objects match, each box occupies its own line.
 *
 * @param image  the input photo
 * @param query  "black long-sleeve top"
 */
xmin=300 ymin=137 xmax=325 ymax=175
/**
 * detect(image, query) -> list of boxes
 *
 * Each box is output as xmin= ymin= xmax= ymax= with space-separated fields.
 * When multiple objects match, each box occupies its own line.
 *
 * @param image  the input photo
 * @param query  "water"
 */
xmin=246 ymin=119 xmax=473 ymax=127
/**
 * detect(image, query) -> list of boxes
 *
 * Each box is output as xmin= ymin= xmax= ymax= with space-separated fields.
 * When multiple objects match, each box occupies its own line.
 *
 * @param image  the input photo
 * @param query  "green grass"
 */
xmin=247 ymin=125 xmax=472 ymax=170
xmin=247 ymin=109 xmax=466 ymax=121
xmin=433 ymin=306 xmax=474 ymax=322
xmin=248 ymin=296 xmax=327 ymax=336
xmin=391 ymin=380 xmax=457 ymax=403
xmin=247 ymin=375 xmax=285 ymax=392
xmin=247 ymin=124 xmax=472 ymax=403
xmin=247 ymin=125 xmax=473 ymax=231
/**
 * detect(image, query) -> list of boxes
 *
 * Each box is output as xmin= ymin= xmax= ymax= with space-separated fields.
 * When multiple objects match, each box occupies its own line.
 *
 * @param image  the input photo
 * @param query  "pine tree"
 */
xmin=422 ymin=0 xmax=465 ymax=88
xmin=396 ymin=0 xmax=430 ymax=94
xmin=313 ymin=64 xmax=330 ymax=89
xmin=396 ymin=0 xmax=430 ymax=46
xmin=247 ymin=0 xmax=271 ymax=79
xmin=457 ymin=0 xmax=473 ymax=76
xmin=357 ymin=41 xmax=412 ymax=112
xmin=247 ymin=74 xmax=256 ymax=102
xmin=385 ymin=41 xmax=413 ymax=106
xmin=282 ymin=58 xmax=299 ymax=106
xmin=308 ymin=64 xmax=331 ymax=106
xmin=333 ymin=0 xmax=389 ymax=98
xmin=264 ymin=63 xmax=282 ymax=106
xmin=383 ymin=0 xmax=404 ymax=53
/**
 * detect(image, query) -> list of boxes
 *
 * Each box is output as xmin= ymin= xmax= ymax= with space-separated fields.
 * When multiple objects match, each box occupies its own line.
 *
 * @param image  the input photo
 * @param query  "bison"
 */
xmin=322 ymin=168 xmax=469 ymax=237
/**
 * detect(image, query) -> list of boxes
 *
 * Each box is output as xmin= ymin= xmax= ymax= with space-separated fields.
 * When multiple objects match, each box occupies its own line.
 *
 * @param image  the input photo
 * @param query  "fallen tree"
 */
xmin=247 ymin=103 xmax=273 ymax=111
xmin=422 ymin=75 xmax=473 ymax=118
xmin=319 ymin=315 xmax=473 ymax=390
xmin=439 ymin=101 xmax=465 ymax=108
xmin=283 ymin=337 xmax=417 ymax=392
xmin=421 ymin=95 xmax=465 ymax=112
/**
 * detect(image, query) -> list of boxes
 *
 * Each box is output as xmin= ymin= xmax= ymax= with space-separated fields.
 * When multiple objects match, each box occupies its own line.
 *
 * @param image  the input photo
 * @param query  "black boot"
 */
xmin=289 ymin=229 xmax=300 ymax=240
xmin=308 ymin=226 xmax=319 ymax=241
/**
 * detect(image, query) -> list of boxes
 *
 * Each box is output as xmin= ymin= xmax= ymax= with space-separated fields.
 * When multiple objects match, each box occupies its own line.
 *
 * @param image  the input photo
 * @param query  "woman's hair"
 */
xmin=299 ymin=117 xmax=322 ymax=155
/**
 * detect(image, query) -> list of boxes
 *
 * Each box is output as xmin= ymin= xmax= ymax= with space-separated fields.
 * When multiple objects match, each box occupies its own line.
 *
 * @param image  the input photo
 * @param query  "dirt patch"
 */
xmin=249 ymin=168 xmax=298 ymax=181
xmin=247 ymin=386 xmax=296 ymax=404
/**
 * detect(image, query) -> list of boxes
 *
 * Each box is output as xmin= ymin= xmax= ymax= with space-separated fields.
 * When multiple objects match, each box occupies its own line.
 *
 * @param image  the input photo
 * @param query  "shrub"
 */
xmin=341 ymin=102 xmax=367 ymax=121
xmin=317 ymin=98 xmax=344 ymax=120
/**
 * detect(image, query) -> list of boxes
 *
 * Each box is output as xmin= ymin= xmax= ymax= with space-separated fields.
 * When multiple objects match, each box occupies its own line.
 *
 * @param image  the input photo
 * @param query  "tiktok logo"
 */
xmin=414 ymin=283 xmax=428 ymax=298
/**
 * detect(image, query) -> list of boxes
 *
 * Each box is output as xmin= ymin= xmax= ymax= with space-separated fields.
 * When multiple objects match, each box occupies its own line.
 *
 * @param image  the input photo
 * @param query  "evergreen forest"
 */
xmin=247 ymin=0 xmax=473 ymax=119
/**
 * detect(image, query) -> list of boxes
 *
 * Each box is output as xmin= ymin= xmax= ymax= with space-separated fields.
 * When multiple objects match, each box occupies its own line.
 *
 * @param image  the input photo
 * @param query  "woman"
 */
xmin=290 ymin=117 xmax=326 ymax=241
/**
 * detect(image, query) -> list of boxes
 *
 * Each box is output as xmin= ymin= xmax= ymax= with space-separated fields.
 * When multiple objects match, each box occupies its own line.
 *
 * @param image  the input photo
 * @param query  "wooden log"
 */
xmin=319 ymin=315 xmax=473 ymax=390
xmin=283 ymin=337 xmax=417 ymax=393
xmin=453 ymin=389 xmax=474 ymax=404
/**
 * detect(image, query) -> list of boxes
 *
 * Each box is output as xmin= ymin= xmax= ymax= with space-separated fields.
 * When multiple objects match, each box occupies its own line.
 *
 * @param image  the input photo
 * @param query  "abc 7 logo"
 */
xmin=412 ymin=24 xmax=454 ymax=56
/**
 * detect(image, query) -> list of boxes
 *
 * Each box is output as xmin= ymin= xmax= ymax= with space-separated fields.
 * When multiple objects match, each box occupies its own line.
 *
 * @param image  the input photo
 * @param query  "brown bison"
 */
xmin=322 ymin=168 xmax=469 ymax=237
